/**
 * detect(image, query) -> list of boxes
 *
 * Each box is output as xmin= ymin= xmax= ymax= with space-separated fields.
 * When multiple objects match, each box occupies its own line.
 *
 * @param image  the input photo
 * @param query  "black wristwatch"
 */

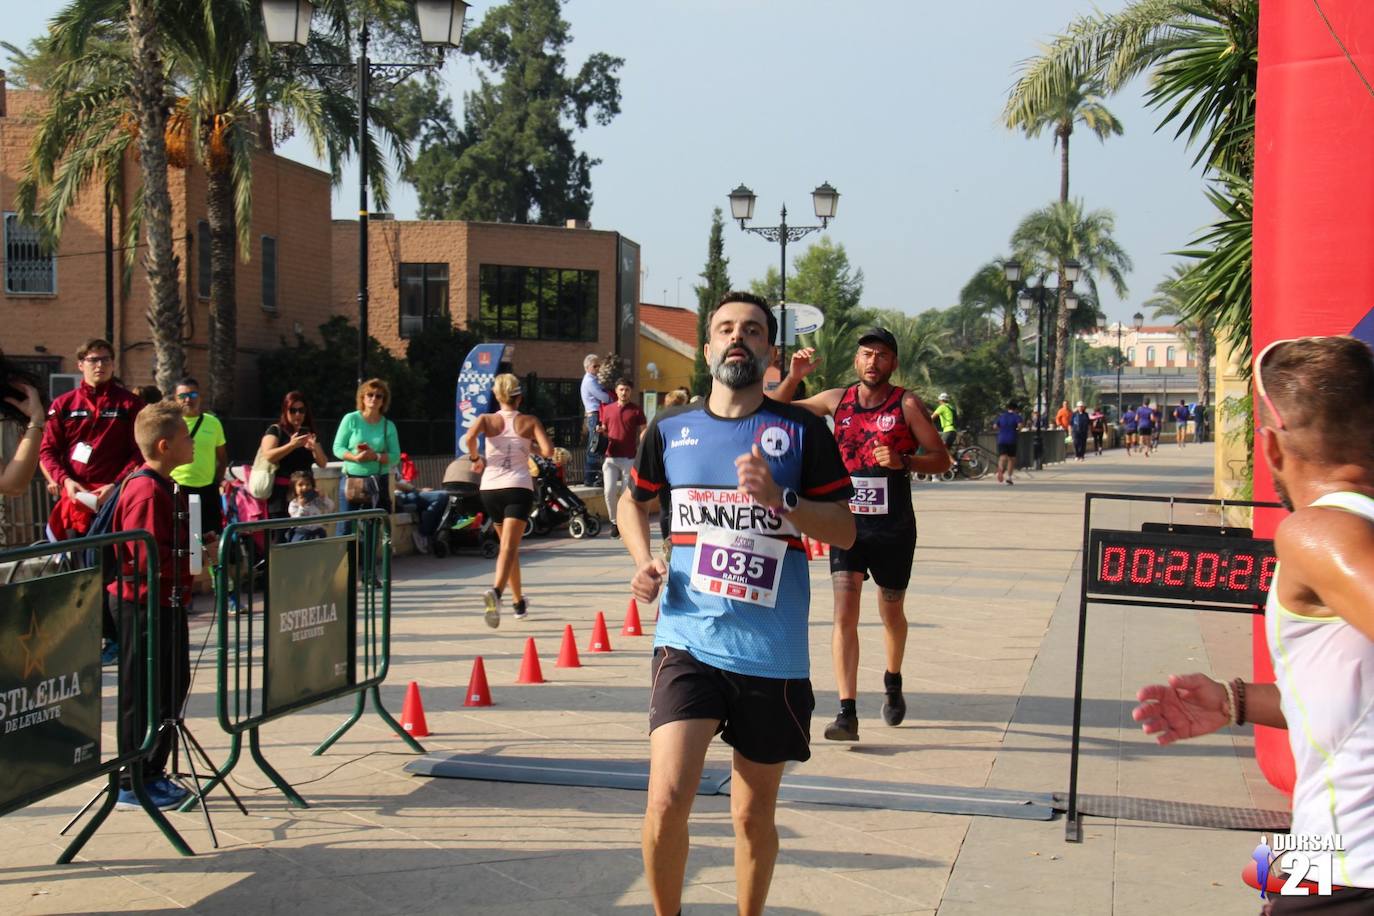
xmin=777 ymin=487 xmax=800 ymax=516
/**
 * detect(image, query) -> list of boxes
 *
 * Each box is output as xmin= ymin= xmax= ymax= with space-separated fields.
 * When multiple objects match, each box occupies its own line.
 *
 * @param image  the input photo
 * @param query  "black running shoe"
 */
xmin=823 ymin=712 xmax=859 ymax=741
xmin=610 ymin=523 xmax=620 ymax=539
xmin=882 ymin=691 xmax=907 ymax=726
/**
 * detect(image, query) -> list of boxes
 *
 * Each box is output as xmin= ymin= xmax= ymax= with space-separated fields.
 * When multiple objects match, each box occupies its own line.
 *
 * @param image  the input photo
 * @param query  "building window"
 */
xmin=478 ymin=264 xmax=598 ymax=342
xmin=197 ymin=221 xmax=211 ymax=299
xmin=261 ymin=236 xmax=277 ymax=311
xmin=525 ymin=377 xmax=582 ymax=420
xmin=399 ymin=262 xmax=450 ymax=338
xmin=3 ymin=212 xmax=56 ymax=295
xmin=1166 ymin=345 xmax=1176 ymax=364
xmin=1146 ymin=346 xmax=1156 ymax=364
xmin=1127 ymin=347 xmax=1136 ymax=363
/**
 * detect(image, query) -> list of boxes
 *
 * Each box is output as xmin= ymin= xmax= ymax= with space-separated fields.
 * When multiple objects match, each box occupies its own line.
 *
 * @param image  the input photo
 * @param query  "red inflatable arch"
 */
xmin=1252 ymin=0 xmax=1374 ymax=793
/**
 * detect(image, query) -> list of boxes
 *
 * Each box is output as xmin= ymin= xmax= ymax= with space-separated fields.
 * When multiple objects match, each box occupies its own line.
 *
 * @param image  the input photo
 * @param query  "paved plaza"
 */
xmin=2 ymin=444 xmax=1287 ymax=914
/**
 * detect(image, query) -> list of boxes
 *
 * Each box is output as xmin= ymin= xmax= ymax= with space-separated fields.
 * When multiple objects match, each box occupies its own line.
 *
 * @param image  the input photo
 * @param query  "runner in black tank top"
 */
xmin=772 ymin=327 xmax=953 ymax=742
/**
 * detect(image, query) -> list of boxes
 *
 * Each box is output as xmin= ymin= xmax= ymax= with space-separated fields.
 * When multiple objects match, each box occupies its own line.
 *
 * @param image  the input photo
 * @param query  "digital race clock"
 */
xmin=1087 ymin=528 xmax=1277 ymax=605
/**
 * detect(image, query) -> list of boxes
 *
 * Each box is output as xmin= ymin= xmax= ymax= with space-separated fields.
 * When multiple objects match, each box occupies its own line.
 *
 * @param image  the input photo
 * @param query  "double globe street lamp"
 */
xmin=1107 ymin=310 xmax=1146 ymax=421
xmin=728 ymin=182 xmax=840 ymax=376
xmin=1003 ymin=259 xmax=1081 ymax=470
xmin=261 ymin=0 xmax=470 ymax=382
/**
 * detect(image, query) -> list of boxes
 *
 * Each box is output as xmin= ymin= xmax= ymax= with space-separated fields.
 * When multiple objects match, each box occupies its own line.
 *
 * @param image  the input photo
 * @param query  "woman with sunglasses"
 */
xmin=333 ymin=379 xmax=400 ymax=535
xmin=259 ymin=391 xmax=328 ymax=520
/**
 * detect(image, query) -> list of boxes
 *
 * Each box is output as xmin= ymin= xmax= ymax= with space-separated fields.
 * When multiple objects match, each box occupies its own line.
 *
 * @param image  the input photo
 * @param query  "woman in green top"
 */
xmin=333 ymin=378 xmax=400 ymax=535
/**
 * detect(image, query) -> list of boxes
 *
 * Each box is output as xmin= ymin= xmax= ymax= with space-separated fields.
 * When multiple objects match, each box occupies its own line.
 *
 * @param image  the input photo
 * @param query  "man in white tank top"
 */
xmin=1131 ymin=336 xmax=1374 ymax=911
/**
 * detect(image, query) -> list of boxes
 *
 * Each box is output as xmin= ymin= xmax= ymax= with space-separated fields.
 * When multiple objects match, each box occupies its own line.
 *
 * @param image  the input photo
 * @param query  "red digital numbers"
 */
xmin=1227 ymin=553 xmax=1255 ymax=590
xmin=1192 ymin=551 xmax=1221 ymax=588
xmin=1163 ymin=550 xmax=1189 ymax=585
xmin=1260 ymin=555 xmax=1278 ymax=592
xmin=1101 ymin=546 xmax=1126 ymax=582
xmin=1129 ymin=549 xmax=1156 ymax=584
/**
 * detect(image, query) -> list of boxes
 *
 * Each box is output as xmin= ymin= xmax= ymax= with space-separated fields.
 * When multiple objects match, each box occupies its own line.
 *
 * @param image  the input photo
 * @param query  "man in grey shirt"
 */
xmin=581 ymin=354 xmax=612 ymax=485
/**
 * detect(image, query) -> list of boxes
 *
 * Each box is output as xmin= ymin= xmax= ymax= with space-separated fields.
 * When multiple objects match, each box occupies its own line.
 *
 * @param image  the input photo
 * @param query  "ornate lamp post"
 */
xmin=728 ymin=182 xmax=839 ymax=375
xmin=1003 ymin=259 xmax=1081 ymax=470
xmin=262 ymin=0 xmax=470 ymax=382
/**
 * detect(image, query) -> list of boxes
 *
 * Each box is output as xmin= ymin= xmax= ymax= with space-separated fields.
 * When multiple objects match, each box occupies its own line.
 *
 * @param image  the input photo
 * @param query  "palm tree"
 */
xmin=960 ymin=260 xmax=1028 ymax=397
xmin=796 ymin=314 xmax=864 ymax=393
xmin=1145 ymin=263 xmax=1214 ymax=409
xmin=874 ymin=309 xmax=951 ymax=391
xmin=19 ymin=0 xmax=408 ymax=411
xmin=1011 ymin=199 xmax=1131 ymax=408
xmin=1004 ymin=68 xmax=1122 ymax=203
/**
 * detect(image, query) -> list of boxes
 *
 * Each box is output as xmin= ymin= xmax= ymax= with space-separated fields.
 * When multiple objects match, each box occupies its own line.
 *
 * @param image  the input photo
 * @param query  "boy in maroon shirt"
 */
xmin=109 ymin=401 xmax=200 ymax=810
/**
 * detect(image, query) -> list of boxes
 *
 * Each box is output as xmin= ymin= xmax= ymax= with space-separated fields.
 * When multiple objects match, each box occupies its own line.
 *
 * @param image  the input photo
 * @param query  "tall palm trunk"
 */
xmin=128 ymin=0 xmax=185 ymax=393
xmin=204 ymin=163 xmax=237 ymax=413
xmin=1052 ymin=121 xmax=1071 ymax=407
xmin=1004 ymin=308 xmax=1028 ymax=397
xmin=1196 ymin=327 xmax=1213 ymax=409
xmin=1051 ymin=287 xmax=1071 ymax=409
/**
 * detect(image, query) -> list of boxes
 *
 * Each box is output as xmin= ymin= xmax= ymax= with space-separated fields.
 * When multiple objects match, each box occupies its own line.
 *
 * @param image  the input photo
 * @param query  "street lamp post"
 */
xmin=728 ymin=183 xmax=839 ymax=376
xmin=1118 ymin=310 xmax=1143 ymax=421
xmin=1003 ymin=259 xmax=1080 ymax=470
xmin=262 ymin=0 xmax=469 ymax=383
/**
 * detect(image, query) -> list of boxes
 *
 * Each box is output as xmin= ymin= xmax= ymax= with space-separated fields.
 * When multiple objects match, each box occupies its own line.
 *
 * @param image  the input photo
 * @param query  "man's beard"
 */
xmin=859 ymin=369 xmax=893 ymax=390
xmin=1273 ymin=474 xmax=1295 ymax=512
xmin=709 ymin=343 xmax=768 ymax=390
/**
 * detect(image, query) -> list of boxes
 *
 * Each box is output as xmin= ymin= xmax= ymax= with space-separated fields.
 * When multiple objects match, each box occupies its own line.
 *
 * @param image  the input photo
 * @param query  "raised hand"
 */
xmin=1131 ymin=673 xmax=1230 ymax=745
xmin=631 ymin=556 xmax=668 ymax=603
xmin=789 ymin=347 xmax=818 ymax=380
xmin=5 ymin=382 xmax=43 ymax=423
xmin=735 ymin=445 xmax=782 ymax=510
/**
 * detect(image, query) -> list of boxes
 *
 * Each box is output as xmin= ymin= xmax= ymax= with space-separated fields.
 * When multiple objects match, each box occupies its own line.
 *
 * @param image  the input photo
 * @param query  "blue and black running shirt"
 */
xmin=629 ymin=398 xmax=852 ymax=679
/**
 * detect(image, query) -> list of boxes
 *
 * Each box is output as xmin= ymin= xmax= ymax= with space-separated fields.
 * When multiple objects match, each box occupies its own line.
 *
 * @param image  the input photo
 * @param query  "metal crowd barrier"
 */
xmin=194 ymin=509 xmax=421 ymax=811
xmin=0 ymin=532 xmax=192 ymax=862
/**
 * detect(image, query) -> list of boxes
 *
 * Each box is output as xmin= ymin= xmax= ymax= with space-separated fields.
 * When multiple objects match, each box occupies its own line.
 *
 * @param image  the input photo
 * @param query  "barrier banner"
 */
xmin=264 ymin=537 xmax=356 ymax=716
xmin=0 ymin=567 xmax=103 ymax=809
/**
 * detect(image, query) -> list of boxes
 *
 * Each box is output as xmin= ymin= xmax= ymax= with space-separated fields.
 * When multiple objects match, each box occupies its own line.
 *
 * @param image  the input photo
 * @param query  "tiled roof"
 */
xmin=640 ymin=304 xmax=697 ymax=348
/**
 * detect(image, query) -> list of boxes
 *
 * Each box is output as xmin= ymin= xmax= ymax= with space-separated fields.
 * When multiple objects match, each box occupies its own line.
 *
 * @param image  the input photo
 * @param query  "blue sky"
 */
xmin=4 ymin=0 xmax=1215 ymax=324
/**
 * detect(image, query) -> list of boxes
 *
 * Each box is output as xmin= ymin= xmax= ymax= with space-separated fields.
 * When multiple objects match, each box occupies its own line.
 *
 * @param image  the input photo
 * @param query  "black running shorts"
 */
xmin=480 ymin=487 xmax=534 ymax=521
xmin=648 ymin=646 xmax=814 ymax=764
xmin=829 ymin=524 xmax=917 ymax=591
xmin=997 ymin=443 xmax=1017 ymax=457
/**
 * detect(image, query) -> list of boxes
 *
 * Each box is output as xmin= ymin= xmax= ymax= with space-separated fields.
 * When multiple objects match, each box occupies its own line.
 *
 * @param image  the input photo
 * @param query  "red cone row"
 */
xmin=413 ymin=604 xmax=651 ymax=726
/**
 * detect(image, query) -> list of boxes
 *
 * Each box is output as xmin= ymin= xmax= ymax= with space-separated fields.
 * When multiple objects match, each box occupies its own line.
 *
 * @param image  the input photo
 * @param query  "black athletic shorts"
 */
xmin=997 ymin=443 xmax=1017 ymax=457
xmin=480 ymin=487 xmax=534 ymax=521
xmin=829 ymin=523 xmax=917 ymax=590
xmin=648 ymin=646 xmax=814 ymax=764
xmin=1264 ymin=885 xmax=1374 ymax=914
xmin=1137 ymin=425 xmax=1154 ymax=437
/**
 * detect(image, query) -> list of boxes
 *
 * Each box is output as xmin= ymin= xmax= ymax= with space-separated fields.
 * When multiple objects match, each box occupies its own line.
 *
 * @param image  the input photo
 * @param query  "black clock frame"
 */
xmin=1065 ymin=492 xmax=1284 ymax=844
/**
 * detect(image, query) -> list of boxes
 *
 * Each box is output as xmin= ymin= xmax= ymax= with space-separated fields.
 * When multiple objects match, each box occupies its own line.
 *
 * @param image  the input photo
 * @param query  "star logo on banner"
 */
xmin=18 ymin=611 xmax=46 ymax=679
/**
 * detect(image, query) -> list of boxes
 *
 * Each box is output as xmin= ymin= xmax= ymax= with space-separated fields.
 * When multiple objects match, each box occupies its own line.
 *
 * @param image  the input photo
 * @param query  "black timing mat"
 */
xmin=407 ymin=754 xmax=1056 ymax=820
xmin=1052 ymin=793 xmax=1291 ymax=831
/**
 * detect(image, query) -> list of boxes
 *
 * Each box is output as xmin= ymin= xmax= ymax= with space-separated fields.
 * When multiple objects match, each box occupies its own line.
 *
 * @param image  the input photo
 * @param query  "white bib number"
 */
xmin=849 ymin=476 xmax=889 ymax=515
xmin=689 ymin=526 xmax=788 ymax=608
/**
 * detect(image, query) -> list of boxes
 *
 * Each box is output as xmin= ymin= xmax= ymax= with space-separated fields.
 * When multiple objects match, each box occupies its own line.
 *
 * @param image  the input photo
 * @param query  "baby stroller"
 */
xmin=431 ymin=459 xmax=501 ymax=559
xmin=527 ymin=453 xmax=601 ymax=539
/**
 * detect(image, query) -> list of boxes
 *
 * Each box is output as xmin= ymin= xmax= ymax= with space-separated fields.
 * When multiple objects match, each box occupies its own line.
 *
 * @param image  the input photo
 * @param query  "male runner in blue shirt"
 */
xmin=618 ymin=292 xmax=855 ymax=916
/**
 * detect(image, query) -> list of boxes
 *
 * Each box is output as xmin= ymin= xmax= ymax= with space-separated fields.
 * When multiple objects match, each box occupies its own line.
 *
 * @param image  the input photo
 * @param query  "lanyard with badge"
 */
xmin=689 ymin=526 xmax=788 ymax=608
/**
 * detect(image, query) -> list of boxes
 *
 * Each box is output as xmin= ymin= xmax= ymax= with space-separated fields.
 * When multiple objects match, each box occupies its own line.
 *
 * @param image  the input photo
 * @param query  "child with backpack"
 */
xmin=105 ymin=401 xmax=207 ymax=810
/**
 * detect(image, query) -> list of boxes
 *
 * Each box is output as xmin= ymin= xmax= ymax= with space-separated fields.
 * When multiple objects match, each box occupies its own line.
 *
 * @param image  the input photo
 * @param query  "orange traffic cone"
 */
xmin=516 ymin=638 xmax=546 ymax=684
xmin=556 ymin=624 xmax=581 ymax=668
xmin=588 ymin=611 xmax=613 ymax=653
xmin=400 ymin=680 xmax=430 ymax=737
xmin=464 ymin=656 xmax=493 ymax=707
xmin=622 ymin=598 xmax=644 ymax=636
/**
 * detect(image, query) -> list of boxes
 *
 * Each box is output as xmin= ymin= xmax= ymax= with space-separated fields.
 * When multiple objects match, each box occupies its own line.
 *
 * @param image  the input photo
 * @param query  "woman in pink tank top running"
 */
xmin=464 ymin=373 xmax=553 ymax=627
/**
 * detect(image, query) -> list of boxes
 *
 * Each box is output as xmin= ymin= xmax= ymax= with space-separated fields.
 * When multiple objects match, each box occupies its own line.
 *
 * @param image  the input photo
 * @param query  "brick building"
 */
xmin=0 ymin=73 xmax=336 ymax=407
xmin=2 ymin=74 xmax=640 ymax=417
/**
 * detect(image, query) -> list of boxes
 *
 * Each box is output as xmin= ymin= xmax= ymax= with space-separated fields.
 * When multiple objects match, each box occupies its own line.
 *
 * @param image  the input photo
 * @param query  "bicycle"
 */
xmin=916 ymin=431 xmax=994 ymax=481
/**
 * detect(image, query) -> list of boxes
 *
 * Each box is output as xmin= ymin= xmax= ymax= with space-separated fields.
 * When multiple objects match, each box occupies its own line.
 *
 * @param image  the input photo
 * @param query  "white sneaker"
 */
xmin=483 ymin=588 xmax=501 ymax=628
xmin=411 ymin=530 xmax=431 ymax=554
xmin=512 ymin=598 xmax=529 ymax=620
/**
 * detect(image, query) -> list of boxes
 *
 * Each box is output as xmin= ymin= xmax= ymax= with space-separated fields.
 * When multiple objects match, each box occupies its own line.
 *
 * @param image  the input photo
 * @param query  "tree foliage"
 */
xmin=392 ymin=0 xmax=623 ymax=223
xmin=1004 ymin=67 xmax=1122 ymax=201
xmin=256 ymin=316 xmax=424 ymax=419
xmin=691 ymin=208 xmax=730 ymax=395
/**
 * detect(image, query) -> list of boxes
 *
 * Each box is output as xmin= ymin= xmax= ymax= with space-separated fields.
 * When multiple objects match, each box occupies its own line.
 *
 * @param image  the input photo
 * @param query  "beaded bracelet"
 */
xmin=1224 ymin=679 xmax=1238 ymax=726
xmin=1232 ymin=677 xmax=1248 ymax=726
